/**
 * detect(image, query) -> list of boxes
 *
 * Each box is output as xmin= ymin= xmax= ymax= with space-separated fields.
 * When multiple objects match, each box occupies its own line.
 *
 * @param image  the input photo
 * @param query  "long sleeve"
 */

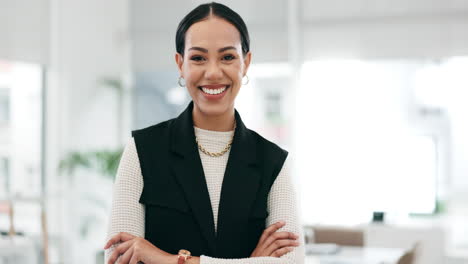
xmin=104 ymin=138 xmax=145 ymax=263
xmin=200 ymin=158 xmax=306 ymax=264
xmin=104 ymin=134 xmax=305 ymax=264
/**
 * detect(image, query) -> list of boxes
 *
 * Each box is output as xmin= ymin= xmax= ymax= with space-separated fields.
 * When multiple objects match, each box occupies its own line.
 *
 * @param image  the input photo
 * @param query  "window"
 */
xmin=0 ymin=60 xmax=43 ymax=202
xmin=296 ymin=59 xmax=445 ymax=225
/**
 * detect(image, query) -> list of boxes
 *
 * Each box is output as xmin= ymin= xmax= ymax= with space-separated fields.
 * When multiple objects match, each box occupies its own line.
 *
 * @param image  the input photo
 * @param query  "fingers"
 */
xmin=104 ymin=232 xmax=136 ymax=249
xmin=262 ymin=231 xmax=299 ymax=250
xmin=107 ymin=240 xmax=133 ymax=264
xmin=116 ymin=246 xmax=134 ymax=264
xmin=264 ymin=238 xmax=300 ymax=256
xmin=251 ymin=221 xmax=300 ymax=258
xmin=271 ymin=247 xmax=294 ymax=257
xmin=129 ymin=253 xmax=139 ymax=264
xmin=258 ymin=230 xmax=298 ymax=254
xmin=258 ymin=221 xmax=285 ymax=246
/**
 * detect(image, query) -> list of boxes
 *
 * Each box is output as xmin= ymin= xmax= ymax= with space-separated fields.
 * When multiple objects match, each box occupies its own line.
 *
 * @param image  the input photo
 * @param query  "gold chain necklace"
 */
xmin=195 ymin=121 xmax=236 ymax=157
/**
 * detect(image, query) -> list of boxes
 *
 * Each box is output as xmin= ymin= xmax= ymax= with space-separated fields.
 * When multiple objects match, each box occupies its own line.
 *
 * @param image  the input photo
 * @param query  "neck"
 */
xmin=192 ymin=106 xmax=236 ymax=132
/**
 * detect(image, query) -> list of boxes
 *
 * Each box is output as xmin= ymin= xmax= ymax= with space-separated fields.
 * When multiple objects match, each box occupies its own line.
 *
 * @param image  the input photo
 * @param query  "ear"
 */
xmin=242 ymin=51 xmax=252 ymax=76
xmin=175 ymin=53 xmax=184 ymax=76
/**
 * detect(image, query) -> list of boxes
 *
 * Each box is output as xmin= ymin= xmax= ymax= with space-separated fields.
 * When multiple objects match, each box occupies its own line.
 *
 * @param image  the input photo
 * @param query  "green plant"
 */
xmin=58 ymin=148 xmax=123 ymax=179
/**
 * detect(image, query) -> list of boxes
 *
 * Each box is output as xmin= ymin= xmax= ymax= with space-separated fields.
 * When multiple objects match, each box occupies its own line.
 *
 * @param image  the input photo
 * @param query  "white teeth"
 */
xmin=201 ymin=86 xmax=227 ymax=95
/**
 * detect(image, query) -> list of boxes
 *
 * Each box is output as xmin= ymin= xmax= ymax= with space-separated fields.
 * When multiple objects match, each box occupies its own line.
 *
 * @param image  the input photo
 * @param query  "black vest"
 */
xmin=132 ymin=102 xmax=288 ymax=258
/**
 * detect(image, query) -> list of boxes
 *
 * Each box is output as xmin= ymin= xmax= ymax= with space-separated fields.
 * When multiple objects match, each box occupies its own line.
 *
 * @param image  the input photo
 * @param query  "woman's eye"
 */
xmin=190 ymin=56 xmax=205 ymax=62
xmin=222 ymin=55 xmax=236 ymax=61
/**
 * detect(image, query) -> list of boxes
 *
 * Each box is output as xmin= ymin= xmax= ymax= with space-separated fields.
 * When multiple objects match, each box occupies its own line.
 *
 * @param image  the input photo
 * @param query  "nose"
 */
xmin=204 ymin=61 xmax=223 ymax=81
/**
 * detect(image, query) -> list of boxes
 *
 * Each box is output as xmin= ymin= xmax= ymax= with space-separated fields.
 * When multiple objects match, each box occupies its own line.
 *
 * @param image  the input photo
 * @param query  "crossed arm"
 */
xmin=104 ymin=138 xmax=305 ymax=264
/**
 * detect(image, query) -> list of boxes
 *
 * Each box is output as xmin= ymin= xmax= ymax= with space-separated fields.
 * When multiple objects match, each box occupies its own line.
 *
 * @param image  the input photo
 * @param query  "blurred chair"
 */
xmin=0 ymin=200 xmax=15 ymax=236
xmin=312 ymin=226 xmax=364 ymax=246
xmin=397 ymin=242 xmax=420 ymax=264
xmin=41 ymin=206 xmax=49 ymax=264
xmin=365 ymin=224 xmax=443 ymax=264
xmin=0 ymin=199 xmax=48 ymax=264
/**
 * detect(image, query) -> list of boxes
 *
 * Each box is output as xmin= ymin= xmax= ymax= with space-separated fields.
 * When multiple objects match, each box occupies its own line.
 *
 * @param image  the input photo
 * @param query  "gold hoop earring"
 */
xmin=242 ymin=75 xmax=249 ymax=85
xmin=178 ymin=76 xmax=186 ymax=87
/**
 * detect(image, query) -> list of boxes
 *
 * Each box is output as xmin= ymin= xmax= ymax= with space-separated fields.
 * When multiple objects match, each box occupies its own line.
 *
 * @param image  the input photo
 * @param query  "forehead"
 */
xmin=185 ymin=17 xmax=242 ymax=50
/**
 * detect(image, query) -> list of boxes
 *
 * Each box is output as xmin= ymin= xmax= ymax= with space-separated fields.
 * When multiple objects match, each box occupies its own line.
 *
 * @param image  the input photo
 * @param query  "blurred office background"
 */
xmin=1 ymin=0 xmax=467 ymax=263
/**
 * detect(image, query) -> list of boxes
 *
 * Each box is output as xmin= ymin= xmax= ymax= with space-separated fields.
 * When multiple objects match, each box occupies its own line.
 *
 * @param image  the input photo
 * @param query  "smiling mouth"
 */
xmin=198 ymin=85 xmax=230 ymax=95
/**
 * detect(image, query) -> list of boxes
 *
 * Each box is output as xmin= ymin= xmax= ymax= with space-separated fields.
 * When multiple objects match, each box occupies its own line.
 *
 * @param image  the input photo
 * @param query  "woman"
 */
xmin=104 ymin=2 xmax=304 ymax=264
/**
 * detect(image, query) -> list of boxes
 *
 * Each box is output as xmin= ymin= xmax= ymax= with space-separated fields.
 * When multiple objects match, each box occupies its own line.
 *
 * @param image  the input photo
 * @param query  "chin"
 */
xmin=196 ymin=101 xmax=232 ymax=117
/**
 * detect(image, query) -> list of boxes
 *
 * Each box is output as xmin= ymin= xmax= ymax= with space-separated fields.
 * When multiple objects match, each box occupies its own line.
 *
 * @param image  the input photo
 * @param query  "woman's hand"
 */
xmin=250 ymin=221 xmax=300 ymax=257
xmin=104 ymin=232 xmax=175 ymax=264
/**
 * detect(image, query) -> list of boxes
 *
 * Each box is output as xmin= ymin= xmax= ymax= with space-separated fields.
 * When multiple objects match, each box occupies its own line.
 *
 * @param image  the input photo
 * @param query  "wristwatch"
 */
xmin=178 ymin=249 xmax=192 ymax=264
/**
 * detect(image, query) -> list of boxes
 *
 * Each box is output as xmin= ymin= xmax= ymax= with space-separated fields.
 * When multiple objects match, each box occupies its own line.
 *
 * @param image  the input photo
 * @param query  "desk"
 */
xmin=0 ymin=236 xmax=38 ymax=264
xmin=306 ymin=245 xmax=406 ymax=264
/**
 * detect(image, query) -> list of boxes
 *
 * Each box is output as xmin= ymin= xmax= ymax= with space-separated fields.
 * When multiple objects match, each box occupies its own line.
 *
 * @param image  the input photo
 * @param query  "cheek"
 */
xmin=225 ymin=64 xmax=243 ymax=83
xmin=183 ymin=66 xmax=203 ymax=85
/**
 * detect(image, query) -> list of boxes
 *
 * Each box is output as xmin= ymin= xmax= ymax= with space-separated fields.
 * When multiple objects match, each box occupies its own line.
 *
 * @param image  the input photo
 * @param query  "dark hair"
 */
xmin=175 ymin=2 xmax=250 ymax=57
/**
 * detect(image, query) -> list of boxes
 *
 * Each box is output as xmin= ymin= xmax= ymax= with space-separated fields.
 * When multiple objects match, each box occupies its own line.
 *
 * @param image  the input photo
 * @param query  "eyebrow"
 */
xmin=188 ymin=46 xmax=237 ymax=53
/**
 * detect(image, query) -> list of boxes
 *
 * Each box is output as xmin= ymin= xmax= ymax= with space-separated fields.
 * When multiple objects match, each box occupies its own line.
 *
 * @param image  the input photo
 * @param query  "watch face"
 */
xmin=179 ymin=249 xmax=191 ymax=256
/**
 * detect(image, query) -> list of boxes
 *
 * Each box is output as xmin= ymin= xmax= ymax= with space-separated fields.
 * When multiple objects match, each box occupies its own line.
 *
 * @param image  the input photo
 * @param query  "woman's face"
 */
xmin=176 ymin=16 xmax=251 ymax=118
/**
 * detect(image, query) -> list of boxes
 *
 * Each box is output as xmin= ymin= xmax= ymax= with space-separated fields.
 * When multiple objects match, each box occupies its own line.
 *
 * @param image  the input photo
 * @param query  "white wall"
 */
xmin=0 ymin=0 xmax=50 ymax=65
xmin=302 ymin=4 xmax=468 ymax=59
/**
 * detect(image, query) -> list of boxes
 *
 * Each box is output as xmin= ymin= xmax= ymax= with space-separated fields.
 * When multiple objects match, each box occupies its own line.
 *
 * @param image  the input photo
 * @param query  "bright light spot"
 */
xmin=166 ymin=86 xmax=187 ymax=105
xmin=296 ymin=59 xmax=438 ymax=225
